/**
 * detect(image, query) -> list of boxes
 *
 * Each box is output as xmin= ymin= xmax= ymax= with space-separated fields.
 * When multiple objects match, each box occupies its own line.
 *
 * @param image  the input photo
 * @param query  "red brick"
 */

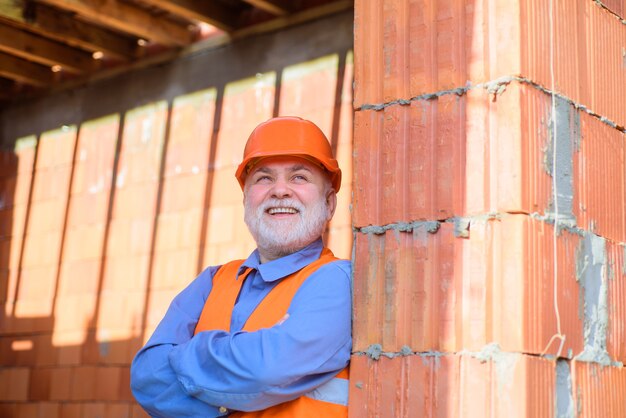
xmin=106 ymin=219 xmax=153 ymax=257
xmin=352 ymin=222 xmax=456 ymax=352
xmin=111 ymin=184 xmax=158 ymax=221
xmin=36 ymin=127 xmax=76 ymax=169
xmin=131 ymin=404 xmax=150 ymax=418
xmin=96 ymin=291 xmax=145 ymax=333
xmin=354 ymin=0 xmax=521 ymax=106
xmin=62 ymin=224 xmax=106 ymax=262
xmin=70 ymin=365 xmax=97 ymax=401
xmin=29 ymin=367 xmax=52 ymax=401
xmin=36 ymin=402 xmax=60 ymax=418
xmin=59 ymin=403 xmax=82 ymax=418
xmin=214 ymin=76 xmax=275 ymax=170
xmin=0 ymin=403 xmax=17 ymax=417
xmin=53 ymin=295 xmax=96 ymax=333
xmin=105 ymin=403 xmax=132 ymax=418
xmin=33 ymin=334 xmax=57 ymax=367
xmin=89 ymin=330 xmax=136 ymax=365
xmin=117 ymin=102 xmax=168 ymax=184
xmin=572 ymin=112 xmax=626 ymax=243
xmin=82 ymin=402 xmax=106 ymax=418
xmin=14 ymin=137 xmax=37 ymax=175
xmin=349 ymin=352 xmax=555 ymax=418
xmin=95 ymin=366 xmax=122 ymax=400
xmin=66 ymin=193 xmax=110 ymax=228
xmin=151 ymin=249 xmax=198 ymax=291
xmin=572 ymin=361 xmax=626 ymax=418
xmin=520 ymin=0 xmax=626 ymax=129
xmin=14 ymin=265 xmax=56 ymax=301
xmin=209 ymin=167 xmax=244 ymax=206
xmin=353 ymin=215 xmax=584 ymax=357
xmin=55 ymin=334 xmax=83 ymax=366
xmin=15 ymin=403 xmax=38 ymax=418
xmin=164 ymin=90 xmax=216 ymax=178
xmin=102 ymin=255 xmax=150 ymax=292
xmin=0 ymin=367 xmax=29 ymax=401
xmin=118 ymin=366 xmax=133 ymax=401
xmin=31 ymin=166 xmax=72 ymax=202
xmin=601 ymin=0 xmax=625 ymax=17
xmin=279 ymin=55 xmax=340 ymax=118
xmin=159 ymin=175 xmax=206 ymax=214
xmin=607 ymin=241 xmax=626 ymax=363
xmin=58 ymin=259 xmax=100 ymax=296
xmin=26 ymin=199 xmax=66 ymax=234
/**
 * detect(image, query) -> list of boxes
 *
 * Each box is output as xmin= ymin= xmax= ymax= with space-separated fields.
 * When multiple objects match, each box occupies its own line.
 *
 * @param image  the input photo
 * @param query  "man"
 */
xmin=131 ymin=116 xmax=352 ymax=417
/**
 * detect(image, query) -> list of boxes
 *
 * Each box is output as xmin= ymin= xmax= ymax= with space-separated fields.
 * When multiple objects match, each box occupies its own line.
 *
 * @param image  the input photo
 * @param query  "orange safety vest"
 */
xmin=194 ymin=247 xmax=349 ymax=417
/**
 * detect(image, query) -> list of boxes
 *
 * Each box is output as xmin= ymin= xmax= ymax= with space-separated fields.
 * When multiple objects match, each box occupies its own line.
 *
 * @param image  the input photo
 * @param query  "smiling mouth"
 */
xmin=267 ymin=207 xmax=299 ymax=215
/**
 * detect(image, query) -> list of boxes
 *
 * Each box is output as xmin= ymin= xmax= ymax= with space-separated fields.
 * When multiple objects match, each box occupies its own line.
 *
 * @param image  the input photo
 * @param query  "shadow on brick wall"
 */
xmin=0 ymin=46 xmax=353 ymax=417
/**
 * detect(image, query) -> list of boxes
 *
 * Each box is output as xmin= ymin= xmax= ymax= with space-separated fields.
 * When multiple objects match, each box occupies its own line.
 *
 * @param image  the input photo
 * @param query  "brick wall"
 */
xmin=0 ymin=11 xmax=353 ymax=417
xmin=351 ymin=0 xmax=626 ymax=416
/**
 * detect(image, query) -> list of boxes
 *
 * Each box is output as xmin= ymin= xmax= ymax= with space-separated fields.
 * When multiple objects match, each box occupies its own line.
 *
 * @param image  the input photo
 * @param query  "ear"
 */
xmin=325 ymin=189 xmax=337 ymax=219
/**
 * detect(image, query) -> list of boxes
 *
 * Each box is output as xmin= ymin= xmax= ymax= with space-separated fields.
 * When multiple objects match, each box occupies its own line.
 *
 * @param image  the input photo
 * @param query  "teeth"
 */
xmin=268 ymin=207 xmax=298 ymax=215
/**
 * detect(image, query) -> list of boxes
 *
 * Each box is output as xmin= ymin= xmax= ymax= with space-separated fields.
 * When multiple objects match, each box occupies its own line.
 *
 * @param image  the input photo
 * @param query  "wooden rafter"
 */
xmin=0 ymin=50 xmax=53 ymax=86
xmin=243 ymin=0 xmax=291 ymax=16
xmin=35 ymin=0 xmax=193 ymax=46
xmin=141 ymin=0 xmax=238 ymax=32
xmin=29 ymin=4 xmax=138 ymax=60
xmin=0 ymin=22 xmax=94 ymax=74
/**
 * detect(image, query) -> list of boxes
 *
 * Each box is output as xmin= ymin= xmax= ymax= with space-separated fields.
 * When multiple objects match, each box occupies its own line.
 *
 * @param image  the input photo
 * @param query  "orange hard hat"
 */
xmin=235 ymin=116 xmax=342 ymax=192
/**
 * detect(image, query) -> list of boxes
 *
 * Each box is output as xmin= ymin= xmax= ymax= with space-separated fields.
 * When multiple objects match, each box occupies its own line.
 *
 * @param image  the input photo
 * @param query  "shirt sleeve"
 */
xmin=168 ymin=260 xmax=352 ymax=412
xmin=130 ymin=266 xmax=226 ymax=418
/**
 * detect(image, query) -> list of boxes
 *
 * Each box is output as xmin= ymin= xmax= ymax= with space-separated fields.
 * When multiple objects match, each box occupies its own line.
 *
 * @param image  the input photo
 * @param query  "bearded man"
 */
xmin=131 ymin=117 xmax=351 ymax=418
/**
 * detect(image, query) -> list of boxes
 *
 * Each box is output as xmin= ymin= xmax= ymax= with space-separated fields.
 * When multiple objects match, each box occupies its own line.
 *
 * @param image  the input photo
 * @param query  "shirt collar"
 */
xmin=239 ymin=238 xmax=324 ymax=283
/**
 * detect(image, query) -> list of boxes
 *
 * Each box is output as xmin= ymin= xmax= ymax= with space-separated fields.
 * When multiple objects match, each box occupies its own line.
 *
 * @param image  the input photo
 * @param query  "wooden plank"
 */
xmin=0 ymin=50 xmax=53 ymax=87
xmin=0 ymin=22 xmax=94 ymax=73
xmin=37 ymin=0 xmax=193 ymax=46
xmin=243 ymin=0 xmax=292 ymax=16
xmin=233 ymin=0 xmax=353 ymax=39
xmin=142 ymin=0 xmax=238 ymax=31
xmin=31 ymin=4 xmax=138 ymax=60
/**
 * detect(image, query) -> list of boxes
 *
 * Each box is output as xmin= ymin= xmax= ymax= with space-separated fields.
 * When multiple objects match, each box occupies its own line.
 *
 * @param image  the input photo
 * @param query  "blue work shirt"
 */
xmin=130 ymin=239 xmax=352 ymax=417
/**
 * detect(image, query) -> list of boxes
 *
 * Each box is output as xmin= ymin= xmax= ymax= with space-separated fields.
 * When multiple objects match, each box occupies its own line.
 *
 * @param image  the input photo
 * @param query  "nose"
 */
xmin=270 ymin=177 xmax=292 ymax=198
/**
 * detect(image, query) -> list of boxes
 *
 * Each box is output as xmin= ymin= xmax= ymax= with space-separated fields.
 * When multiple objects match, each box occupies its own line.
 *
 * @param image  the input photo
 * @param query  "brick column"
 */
xmin=350 ymin=0 xmax=626 ymax=416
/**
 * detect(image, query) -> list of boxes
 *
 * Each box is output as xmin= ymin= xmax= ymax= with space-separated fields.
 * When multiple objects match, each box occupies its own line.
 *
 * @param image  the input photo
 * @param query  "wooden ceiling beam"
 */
xmin=30 ymin=4 xmax=138 ymax=60
xmin=141 ymin=0 xmax=238 ymax=32
xmin=0 ymin=22 xmax=94 ymax=74
xmin=0 ymin=51 xmax=53 ymax=87
xmin=242 ymin=0 xmax=292 ymax=16
xmin=35 ymin=0 xmax=193 ymax=46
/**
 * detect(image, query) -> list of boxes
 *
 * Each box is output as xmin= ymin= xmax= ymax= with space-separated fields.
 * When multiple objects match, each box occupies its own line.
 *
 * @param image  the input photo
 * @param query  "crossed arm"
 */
xmin=130 ymin=262 xmax=352 ymax=417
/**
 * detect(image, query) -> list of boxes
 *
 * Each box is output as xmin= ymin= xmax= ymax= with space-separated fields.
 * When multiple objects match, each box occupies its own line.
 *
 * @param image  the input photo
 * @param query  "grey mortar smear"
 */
xmin=358 ymin=221 xmax=440 ymax=235
xmin=460 ymin=343 xmax=519 ymax=390
xmin=359 ymin=344 xmax=414 ymax=360
xmin=555 ymin=360 xmax=575 ymax=418
xmin=543 ymin=95 xmax=577 ymax=226
xmin=357 ymin=76 xmax=625 ymax=134
xmin=574 ymin=233 xmax=612 ymax=366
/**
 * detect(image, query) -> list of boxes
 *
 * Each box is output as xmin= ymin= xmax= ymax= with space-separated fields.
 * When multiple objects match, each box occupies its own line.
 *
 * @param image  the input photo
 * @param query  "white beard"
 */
xmin=244 ymin=195 xmax=330 ymax=260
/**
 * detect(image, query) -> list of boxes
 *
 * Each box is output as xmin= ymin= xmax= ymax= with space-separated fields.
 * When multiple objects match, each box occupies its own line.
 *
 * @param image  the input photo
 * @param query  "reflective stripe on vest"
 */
xmin=304 ymin=376 xmax=349 ymax=406
xmin=195 ymin=247 xmax=349 ymax=417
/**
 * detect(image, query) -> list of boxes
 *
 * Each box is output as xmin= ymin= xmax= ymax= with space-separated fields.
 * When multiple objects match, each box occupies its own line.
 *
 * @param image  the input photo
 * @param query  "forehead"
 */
xmin=248 ymin=155 xmax=326 ymax=176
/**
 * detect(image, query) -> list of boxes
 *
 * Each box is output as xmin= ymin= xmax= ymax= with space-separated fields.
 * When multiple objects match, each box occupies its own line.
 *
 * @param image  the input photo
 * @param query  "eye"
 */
xmin=291 ymin=173 xmax=308 ymax=183
xmin=254 ymin=174 xmax=272 ymax=183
